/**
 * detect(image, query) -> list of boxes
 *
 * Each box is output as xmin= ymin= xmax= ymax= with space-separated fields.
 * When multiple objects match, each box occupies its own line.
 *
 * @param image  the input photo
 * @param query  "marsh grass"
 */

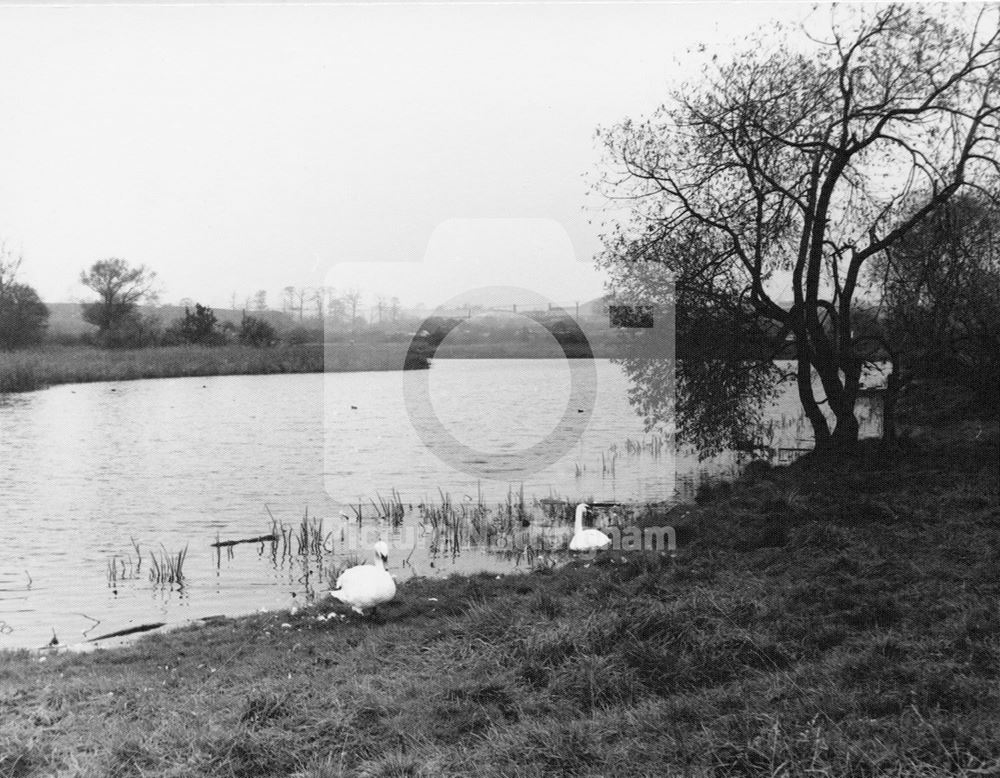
xmin=3 ymin=433 xmax=998 ymax=776
xmin=498 ymin=483 xmax=529 ymax=530
xmin=0 ymin=342 xmax=427 ymax=394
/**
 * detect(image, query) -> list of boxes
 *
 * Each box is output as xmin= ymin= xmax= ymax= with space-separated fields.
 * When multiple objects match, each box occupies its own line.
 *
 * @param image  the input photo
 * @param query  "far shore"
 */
xmin=0 ymin=340 xmax=646 ymax=395
xmin=0 ymin=342 xmax=429 ymax=394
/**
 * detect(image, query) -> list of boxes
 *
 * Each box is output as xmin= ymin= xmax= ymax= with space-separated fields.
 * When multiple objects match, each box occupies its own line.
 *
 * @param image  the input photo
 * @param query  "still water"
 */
xmin=0 ymin=359 xmax=881 ymax=650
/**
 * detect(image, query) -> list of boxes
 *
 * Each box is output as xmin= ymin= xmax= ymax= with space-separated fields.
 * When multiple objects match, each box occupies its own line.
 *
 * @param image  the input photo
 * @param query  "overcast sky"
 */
xmin=0 ymin=1 xmax=817 ymax=312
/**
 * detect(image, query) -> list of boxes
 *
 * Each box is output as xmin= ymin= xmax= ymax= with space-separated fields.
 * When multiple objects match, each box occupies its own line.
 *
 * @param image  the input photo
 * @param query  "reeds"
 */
xmin=462 ymin=482 xmax=491 ymax=539
xmin=149 ymin=545 xmax=189 ymax=587
xmin=420 ymin=489 xmax=461 ymax=556
xmin=497 ymin=484 xmax=529 ymax=531
xmin=295 ymin=509 xmax=330 ymax=558
xmin=601 ymin=450 xmax=617 ymax=478
xmin=326 ymin=553 xmax=361 ymax=584
xmin=371 ymin=490 xmax=406 ymax=526
xmin=105 ymin=538 xmax=144 ymax=589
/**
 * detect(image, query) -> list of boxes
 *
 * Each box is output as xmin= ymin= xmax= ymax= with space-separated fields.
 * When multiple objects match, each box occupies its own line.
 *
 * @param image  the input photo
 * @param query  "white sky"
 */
xmin=0 ymin=1 xmax=818 ymax=311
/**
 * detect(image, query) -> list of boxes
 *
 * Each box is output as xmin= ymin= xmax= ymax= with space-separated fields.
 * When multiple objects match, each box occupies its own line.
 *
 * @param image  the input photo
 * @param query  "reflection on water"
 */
xmin=0 ymin=359 xmax=881 ymax=649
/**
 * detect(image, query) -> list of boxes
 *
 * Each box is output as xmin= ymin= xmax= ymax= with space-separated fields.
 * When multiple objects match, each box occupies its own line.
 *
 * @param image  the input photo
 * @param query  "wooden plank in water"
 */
xmin=210 ymin=534 xmax=277 ymax=548
xmin=86 ymin=622 xmax=166 ymax=642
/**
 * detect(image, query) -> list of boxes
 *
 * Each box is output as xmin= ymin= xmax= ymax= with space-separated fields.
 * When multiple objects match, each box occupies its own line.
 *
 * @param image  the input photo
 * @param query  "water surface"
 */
xmin=0 ymin=359 xmax=881 ymax=649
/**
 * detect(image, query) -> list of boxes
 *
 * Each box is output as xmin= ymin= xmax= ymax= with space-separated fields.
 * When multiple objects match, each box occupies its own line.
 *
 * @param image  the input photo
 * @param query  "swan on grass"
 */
xmin=568 ymin=503 xmax=612 ymax=553
xmin=328 ymin=541 xmax=396 ymax=616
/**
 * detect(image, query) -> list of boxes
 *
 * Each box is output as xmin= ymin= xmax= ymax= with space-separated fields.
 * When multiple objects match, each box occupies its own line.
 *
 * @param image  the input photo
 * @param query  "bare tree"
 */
xmin=311 ymin=287 xmax=326 ymax=323
xmin=311 ymin=286 xmax=340 ymax=325
xmin=343 ymin=289 xmax=362 ymax=330
xmin=253 ymin=290 xmax=268 ymax=312
xmin=0 ymin=242 xmax=23 ymax=299
xmin=598 ymin=4 xmax=1000 ymax=450
xmin=327 ymin=293 xmax=346 ymax=325
xmin=295 ymin=288 xmax=308 ymax=321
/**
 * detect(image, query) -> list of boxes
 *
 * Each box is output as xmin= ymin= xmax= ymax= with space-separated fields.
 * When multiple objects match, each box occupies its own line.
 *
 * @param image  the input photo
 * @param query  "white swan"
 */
xmin=328 ymin=541 xmax=396 ymax=616
xmin=568 ymin=503 xmax=612 ymax=552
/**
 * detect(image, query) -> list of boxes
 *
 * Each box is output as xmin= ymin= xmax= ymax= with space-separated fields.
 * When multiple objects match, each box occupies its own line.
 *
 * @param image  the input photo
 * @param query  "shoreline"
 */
xmin=0 ymin=342 xmax=429 ymax=394
xmin=2 ymin=429 xmax=997 ymax=776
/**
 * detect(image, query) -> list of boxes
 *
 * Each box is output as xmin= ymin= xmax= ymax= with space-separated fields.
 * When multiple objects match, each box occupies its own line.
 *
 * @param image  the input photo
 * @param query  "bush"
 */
xmin=238 ymin=314 xmax=277 ymax=347
xmin=283 ymin=326 xmax=321 ymax=346
xmin=93 ymin=310 xmax=162 ymax=348
xmin=164 ymin=304 xmax=225 ymax=346
xmin=0 ymin=282 xmax=49 ymax=349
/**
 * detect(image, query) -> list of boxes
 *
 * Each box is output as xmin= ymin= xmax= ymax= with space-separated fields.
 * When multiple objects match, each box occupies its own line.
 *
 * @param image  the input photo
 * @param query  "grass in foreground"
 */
xmin=1 ymin=434 xmax=997 ymax=777
xmin=0 ymin=343 xmax=427 ymax=393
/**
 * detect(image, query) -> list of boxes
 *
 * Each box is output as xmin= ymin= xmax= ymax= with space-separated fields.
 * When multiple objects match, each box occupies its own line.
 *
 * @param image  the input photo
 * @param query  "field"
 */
xmin=1 ymin=429 xmax=997 ymax=777
xmin=0 ymin=343 xmax=428 ymax=394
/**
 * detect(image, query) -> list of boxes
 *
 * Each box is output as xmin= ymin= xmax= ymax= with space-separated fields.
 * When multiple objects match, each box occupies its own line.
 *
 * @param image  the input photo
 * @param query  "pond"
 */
xmin=0 ymin=359 xmax=882 ymax=650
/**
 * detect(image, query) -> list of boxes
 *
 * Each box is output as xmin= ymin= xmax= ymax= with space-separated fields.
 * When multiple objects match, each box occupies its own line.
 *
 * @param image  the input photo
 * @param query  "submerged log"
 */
xmin=210 ymin=534 xmax=278 ymax=548
xmin=86 ymin=622 xmax=166 ymax=642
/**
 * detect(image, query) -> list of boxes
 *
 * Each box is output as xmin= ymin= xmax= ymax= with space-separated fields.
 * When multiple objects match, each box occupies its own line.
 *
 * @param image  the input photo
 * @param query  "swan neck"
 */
xmin=574 ymin=509 xmax=584 ymax=534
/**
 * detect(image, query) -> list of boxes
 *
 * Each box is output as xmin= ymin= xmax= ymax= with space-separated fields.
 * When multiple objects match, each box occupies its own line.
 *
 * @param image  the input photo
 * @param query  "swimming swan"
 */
xmin=328 ymin=541 xmax=396 ymax=615
xmin=568 ymin=503 xmax=612 ymax=552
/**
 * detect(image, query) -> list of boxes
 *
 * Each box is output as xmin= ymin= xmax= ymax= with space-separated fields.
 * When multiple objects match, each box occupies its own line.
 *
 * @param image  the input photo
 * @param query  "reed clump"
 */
xmin=371 ymin=490 xmax=406 ymax=527
xmin=105 ymin=538 xmax=144 ymax=589
xmin=149 ymin=545 xmax=188 ymax=587
xmin=623 ymin=434 xmax=667 ymax=458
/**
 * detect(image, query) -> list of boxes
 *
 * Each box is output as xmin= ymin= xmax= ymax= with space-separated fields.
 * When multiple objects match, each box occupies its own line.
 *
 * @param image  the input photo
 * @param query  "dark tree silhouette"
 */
xmin=80 ymin=258 xmax=158 ymax=347
xmin=597 ymin=4 xmax=1000 ymax=451
xmin=238 ymin=313 xmax=277 ymax=347
xmin=0 ymin=282 xmax=49 ymax=350
xmin=170 ymin=303 xmax=223 ymax=345
xmin=869 ymin=192 xmax=1000 ymax=418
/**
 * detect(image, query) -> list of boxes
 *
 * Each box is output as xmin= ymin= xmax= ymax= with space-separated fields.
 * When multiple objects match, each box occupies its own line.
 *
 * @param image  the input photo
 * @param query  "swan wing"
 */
xmin=331 ymin=565 xmax=396 ymax=609
xmin=334 ymin=564 xmax=365 ymax=591
xmin=569 ymin=529 xmax=612 ymax=552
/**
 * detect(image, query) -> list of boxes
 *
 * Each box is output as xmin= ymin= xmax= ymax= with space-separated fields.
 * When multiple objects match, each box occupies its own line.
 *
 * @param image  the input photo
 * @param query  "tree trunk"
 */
xmin=831 ymin=373 xmax=863 ymax=453
xmin=794 ymin=341 xmax=832 ymax=449
xmin=831 ymin=410 xmax=860 ymax=452
xmin=882 ymin=359 xmax=900 ymax=446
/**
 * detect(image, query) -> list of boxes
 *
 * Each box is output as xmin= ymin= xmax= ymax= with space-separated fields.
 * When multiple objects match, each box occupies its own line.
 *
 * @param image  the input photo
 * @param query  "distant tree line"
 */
xmin=0 ymin=250 xmax=422 ymax=352
xmin=76 ymin=259 xmax=280 ymax=349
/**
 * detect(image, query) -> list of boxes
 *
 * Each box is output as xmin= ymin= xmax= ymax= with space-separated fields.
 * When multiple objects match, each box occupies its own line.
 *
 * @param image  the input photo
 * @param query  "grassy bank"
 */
xmin=1 ymin=432 xmax=997 ymax=776
xmin=0 ymin=343 xmax=428 ymax=393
